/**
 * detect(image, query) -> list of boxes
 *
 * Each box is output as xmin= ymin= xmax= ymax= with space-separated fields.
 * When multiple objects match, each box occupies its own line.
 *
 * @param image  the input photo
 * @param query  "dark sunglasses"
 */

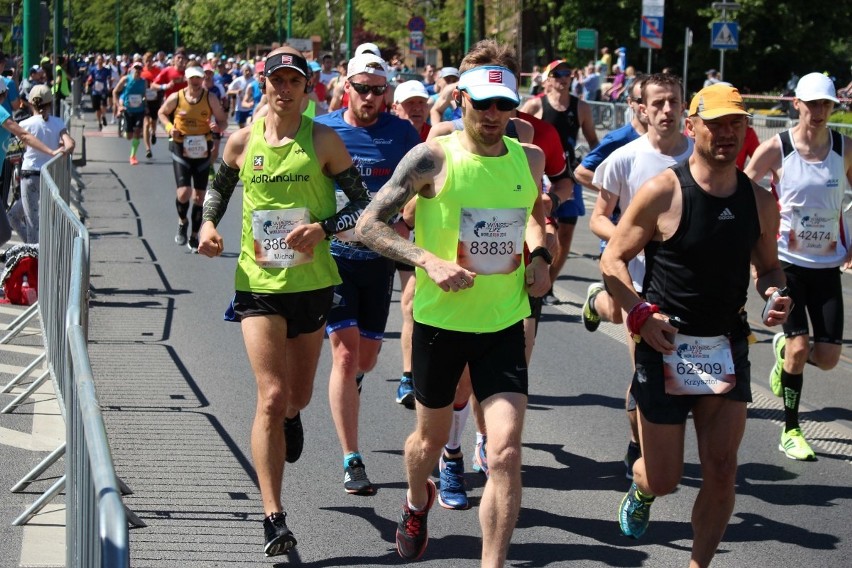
xmin=549 ymin=69 xmax=572 ymax=79
xmin=462 ymin=91 xmax=517 ymax=112
xmin=350 ymin=82 xmax=388 ymax=96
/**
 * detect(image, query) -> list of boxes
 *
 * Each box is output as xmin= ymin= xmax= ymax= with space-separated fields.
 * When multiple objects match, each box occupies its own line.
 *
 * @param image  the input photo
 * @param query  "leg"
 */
xmin=549 ymin=220 xmax=576 ymax=286
xmin=406 ymin=403 xmax=454 ymax=507
xmin=633 ymin=409 xmax=685 ymax=497
xmin=328 ymin=327 xmax=365 ymax=456
xmin=479 ymin=392 xmax=526 ymax=568
xmin=689 ymin=398 xmax=747 ymax=568
xmin=395 ymin=269 xmax=417 ymax=407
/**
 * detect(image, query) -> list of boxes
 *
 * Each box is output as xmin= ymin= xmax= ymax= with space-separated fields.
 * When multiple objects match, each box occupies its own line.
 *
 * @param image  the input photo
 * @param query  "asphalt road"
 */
xmin=2 ymin=112 xmax=850 ymax=567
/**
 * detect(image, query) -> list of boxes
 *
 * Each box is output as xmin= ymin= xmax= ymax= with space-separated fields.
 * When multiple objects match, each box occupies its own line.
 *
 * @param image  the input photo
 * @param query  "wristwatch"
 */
xmin=529 ymin=246 xmax=553 ymax=265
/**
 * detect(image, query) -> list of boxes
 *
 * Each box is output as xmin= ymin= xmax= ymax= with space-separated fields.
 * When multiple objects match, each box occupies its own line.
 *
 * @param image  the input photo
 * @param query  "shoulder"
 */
xmin=225 ymin=124 xmax=253 ymax=153
xmin=520 ymin=142 xmax=545 ymax=169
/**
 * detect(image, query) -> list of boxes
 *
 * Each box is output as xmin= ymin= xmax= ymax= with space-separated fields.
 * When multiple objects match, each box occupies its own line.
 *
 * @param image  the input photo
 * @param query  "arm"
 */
xmin=520 ymin=96 xmax=542 ymax=117
xmin=523 ymin=144 xmax=551 ymax=297
xmin=429 ymin=84 xmax=454 ymax=125
xmin=574 ymin=164 xmax=598 ymax=190
xmin=59 ymin=129 xmax=76 ymax=155
xmin=157 ymin=93 xmax=180 ymax=136
xmin=588 ymin=189 xmax=620 ymax=241
xmin=750 ymin=181 xmax=791 ymax=325
xmin=743 ymin=136 xmax=781 ymax=187
xmin=3 ymin=118 xmax=62 ymax=157
xmin=426 ymin=120 xmax=456 ymax=141
xmin=112 ymin=76 xmax=127 ymax=112
xmin=578 ymin=100 xmax=599 ymax=148
xmin=328 ymin=82 xmax=345 ymax=111
xmin=208 ymin=90 xmax=228 ymax=131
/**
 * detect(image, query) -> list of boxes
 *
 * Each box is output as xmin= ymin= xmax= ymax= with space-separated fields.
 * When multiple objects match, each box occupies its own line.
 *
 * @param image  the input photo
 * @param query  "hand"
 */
xmin=198 ymin=222 xmax=223 ymax=257
xmin=284 ymin=223 xmax=324 ymax=254
xmin=639 ymin=313 xmax=679 ymax=355
xmin=423 ymin=256 xmax=476 ymax=293
xmin=762 ymin=286 xmax=793 ymax=326
xmin=525 ymin=256 xmax=551 ymax=298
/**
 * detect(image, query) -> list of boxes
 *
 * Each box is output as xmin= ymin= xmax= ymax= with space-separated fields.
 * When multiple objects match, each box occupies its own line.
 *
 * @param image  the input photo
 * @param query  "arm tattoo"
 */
xmin=202 ymin=161 xmax=240 ymax=226
xmin=321 ymin=165 xmax=371 ymax=235
xmin=357 ymin=144 xmax=436 ymax=264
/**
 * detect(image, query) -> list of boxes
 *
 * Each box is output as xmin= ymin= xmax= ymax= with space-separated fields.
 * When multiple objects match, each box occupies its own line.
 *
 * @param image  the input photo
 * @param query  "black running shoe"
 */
xmin=284 ymin=413 xmax=304 ymax=464
xmin=263 ymin=512 xmax=297 ymax=557
xmin=101 ymin=116 xmax=107 ymax=127
xmin=146 ymin=149 xmax=152 ymax=159
xmin=343 ymin=456 xmax=375 ymax=495
xmin=151 ymin=132 xmax=157 ymax=145
xmin=187 ymin=236 xmax=199 ymax=253
xmin=396 ymin=478 xmax=436 ymax=561
xmin=175 ymin=222 xmax=188 ymax=246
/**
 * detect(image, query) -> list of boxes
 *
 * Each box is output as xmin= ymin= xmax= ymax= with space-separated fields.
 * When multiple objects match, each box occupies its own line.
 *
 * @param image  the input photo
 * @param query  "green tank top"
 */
xmin=414 ymin=132 xmax=537 ymax=332
xmin=302 ymin=98 xmax=316 ymax=118
xmin=235 ymin=117 xmax=341 ymax=293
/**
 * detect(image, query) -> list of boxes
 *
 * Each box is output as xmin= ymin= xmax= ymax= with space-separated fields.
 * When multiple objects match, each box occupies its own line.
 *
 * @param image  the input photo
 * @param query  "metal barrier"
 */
xmin=2 ymin=100 xmax=132 ymax=565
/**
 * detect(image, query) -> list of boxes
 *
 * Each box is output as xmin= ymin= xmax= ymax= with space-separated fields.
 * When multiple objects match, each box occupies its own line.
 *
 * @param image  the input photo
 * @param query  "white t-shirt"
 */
xmin=20 ymin=115 xmax=66 ymax=171
xmin=593 ymin=133 xmax=695 ymax=291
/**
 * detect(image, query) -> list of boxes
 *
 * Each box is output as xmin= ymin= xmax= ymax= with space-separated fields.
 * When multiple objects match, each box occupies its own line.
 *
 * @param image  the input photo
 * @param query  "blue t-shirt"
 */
xmin=0 ymin=105 xmax=12 ymax=163
xmin=88 ymin=67 xmax=112 ymax=95
xmin=2 ymin=77 xmax=19 ymax=115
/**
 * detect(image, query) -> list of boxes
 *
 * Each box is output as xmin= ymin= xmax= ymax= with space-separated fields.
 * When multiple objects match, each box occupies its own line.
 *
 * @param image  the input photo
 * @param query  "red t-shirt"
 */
xmin=517 ymin=110 xmax=567 ymax=178
xmin=418 ymin=122 xmax=431 ymax=142
xmin=154 ymin=67 xmax=187 ymax=98
xmin=737 ymin=126 xmax=760 ymax=171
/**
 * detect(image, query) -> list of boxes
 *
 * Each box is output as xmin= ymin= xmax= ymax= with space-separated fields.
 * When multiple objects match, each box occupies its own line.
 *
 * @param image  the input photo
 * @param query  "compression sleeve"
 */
xmin=320 ymin=165 xmax=371 ymax=236
xmin=202 ymin=161 xmax=240 ymax=227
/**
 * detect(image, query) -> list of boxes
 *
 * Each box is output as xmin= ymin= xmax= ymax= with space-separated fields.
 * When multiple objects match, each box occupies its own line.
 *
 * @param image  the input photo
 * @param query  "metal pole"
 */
xmin=115 ymin=1 xmax=120 ymax=56
xmin=719 ymin=8 xmax=726 ymax=79
xmin=277 ymin=0 xmax=282 ymax=44
xmin=346 ymin=0 xmax=352 ymax=59
xmin=465 ymin=0 xmax=473 ymax=52
xmin=287 ymin=0 xmax=292 ymax=41
xmin=23 ymin=0 xmax=39 ymax=74
xmin=683 ymin=27 xmax=691 ymax=101
xmin=646 ymin=48 xmax=651 ymax=74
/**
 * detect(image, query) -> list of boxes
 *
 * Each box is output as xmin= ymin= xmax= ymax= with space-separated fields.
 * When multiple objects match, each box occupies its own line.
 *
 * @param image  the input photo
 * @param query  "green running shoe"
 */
xmin=779 ymin=427 xmax=816 ymax=461
xmin=618 ymin=482 xmax=655 ymax=539
xmin=769 ymin=332 xmax=785 ymax=397
xmin=582 ymin=282 xmax=605 ymax=332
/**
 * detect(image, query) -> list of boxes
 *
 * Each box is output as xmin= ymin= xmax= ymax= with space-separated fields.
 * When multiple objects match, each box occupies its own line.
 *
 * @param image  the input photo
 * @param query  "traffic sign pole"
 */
xmin=712 ymin=2 xmax=740 ymax=80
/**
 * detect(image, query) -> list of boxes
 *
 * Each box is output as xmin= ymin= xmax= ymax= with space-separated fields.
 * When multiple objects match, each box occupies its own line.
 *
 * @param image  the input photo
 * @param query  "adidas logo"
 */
xmin=718 ymin=208 xmax=735 ymax=220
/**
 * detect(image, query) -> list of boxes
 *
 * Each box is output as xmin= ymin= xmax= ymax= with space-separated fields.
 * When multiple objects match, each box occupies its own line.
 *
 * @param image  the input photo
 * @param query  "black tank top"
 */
xmin=541 ymin=95 xmax=580 ymax=167
xmin=642 ymin=161 xmax=760 ymax=337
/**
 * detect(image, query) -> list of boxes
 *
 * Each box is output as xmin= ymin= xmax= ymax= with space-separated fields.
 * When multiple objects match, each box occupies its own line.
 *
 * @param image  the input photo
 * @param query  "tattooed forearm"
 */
xmin=355 ymin=144 xmax=437 ymax=264
xmin=202 ymin=160 xmax=240 ymax=226
xmin=321 ymin=165 xmax=371 ymax=235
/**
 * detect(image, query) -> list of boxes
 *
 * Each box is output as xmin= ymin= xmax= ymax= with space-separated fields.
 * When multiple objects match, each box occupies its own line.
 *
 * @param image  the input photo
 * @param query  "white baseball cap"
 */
xmin=394 ymin=80 xmax=429 ymax=103
xmin=439 ymin=67 xmax=460 ymax=79
xmin=795 ymin=72 xmax=839 ymax=103
xmin=354 ymin=42 xmax=381 ymax=57
xmin=185 ymin=66 xmax=204 ymax=79
xmin=457 ymin=65 xmax=519 ymax=104
xmin=347 ymin=54 xmax=388 ymax=79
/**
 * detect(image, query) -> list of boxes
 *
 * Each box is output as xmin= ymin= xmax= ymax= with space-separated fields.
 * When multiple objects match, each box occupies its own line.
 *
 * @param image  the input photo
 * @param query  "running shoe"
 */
xmin=472 ymin=436 xmax=489 ymax=477
xmin=438 ymin=455 xmax=469 ymax=510
xmin=284 ymin=413 xmax=303 ymax=464
xmin=355 ymin=372 xmax=364 ymax=395
xmin=151 ymin=132 xmax=157 ymax=145
xmin=263 ymin=511 xmax=297 ymax=556
xmin=129 ymin=156 xmax=139 ymax=166
xmin=618 ymin=482 xmax=655 ymax=539
xmin=396 ymin=376 xmax=415 ymax=409
xmin=101 ymin=116 xmax=107 ymax=127
xmin=145 ymin=149 xmax=152 ymax=159
xmin=175 ymin=222 xmax=188 ymax=246
xmin=97 ymin=122 xmax=102 ymax=132
xmin=343 ymin=456 xmax=375 ymax=495
xmin=541 ymin=290 xmax=559 ymax=306
xmin=624 ymin=441 xmax=641 ymax=480
xmin=187 ymin=236 xmax=199 ymax=253
xmin=770 ymin=332 xmax=785 ymax=397
xmin=582 ymin=282 xmax=605 ymax=332
xmin=396 ymin=478 xmax=436 ymax=561
xmin=779 ymin=427 xmax=816 ymax=461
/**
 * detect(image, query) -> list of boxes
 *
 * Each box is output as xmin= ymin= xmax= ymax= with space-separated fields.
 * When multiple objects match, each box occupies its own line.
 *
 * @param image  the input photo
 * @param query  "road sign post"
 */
xmin=711 ymin=2 xmax=740 ymax=79
xmin=641 ymin=0 xmax=665 ymax=73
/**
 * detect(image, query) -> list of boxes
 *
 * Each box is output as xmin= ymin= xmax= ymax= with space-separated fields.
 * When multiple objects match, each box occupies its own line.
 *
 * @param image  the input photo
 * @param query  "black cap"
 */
xmin=264 ymin=52 xmax=309 ymax=78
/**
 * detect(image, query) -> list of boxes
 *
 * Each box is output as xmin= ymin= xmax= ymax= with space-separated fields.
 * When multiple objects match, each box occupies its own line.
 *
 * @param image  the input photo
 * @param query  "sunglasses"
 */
xmin=462 ymin=90 xmax=517 ymax=112
xmin=350 ymin=82 xmax=388 ymax=96
xmin=549 ymin=69 xmax=572 ymax=79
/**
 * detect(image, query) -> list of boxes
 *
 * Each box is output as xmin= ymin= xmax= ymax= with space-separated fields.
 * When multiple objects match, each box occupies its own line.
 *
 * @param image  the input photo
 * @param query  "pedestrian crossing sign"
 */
xmin=711 ymin=22 xmax=739 ymax=50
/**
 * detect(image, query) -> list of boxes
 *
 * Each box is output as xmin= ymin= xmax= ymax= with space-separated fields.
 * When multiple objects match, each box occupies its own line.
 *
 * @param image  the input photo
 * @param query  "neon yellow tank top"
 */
xmin=414 ymin=132 xmax=537 ymax=332
xmin=235 ymin=117 xmax=341 ymax=293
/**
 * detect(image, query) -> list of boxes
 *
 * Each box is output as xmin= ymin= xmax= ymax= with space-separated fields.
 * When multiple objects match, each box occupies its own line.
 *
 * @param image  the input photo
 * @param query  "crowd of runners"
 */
xmin=6 ymin=39 xmax=848 ymax=567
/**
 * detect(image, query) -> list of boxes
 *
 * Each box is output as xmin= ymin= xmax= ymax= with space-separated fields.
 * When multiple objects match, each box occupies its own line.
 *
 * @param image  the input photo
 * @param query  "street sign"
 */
xmin=288 ymin=37 xmax=312 ymax=52
xmin=711 ymin=21 xmax=739 ymax=50
xmin=407 ymin=16 xmax=426 ymax=32
xmin=576 ymin=28 xmax=597 ymax=50
xmin=640 ymin=16 xmax=664 ymax=49
xmin=409 ymin=31 xmax=424 ymax=55
xmin=211 ymin=42 xmax=222 ymax=54
xmin=642 ymin=0 xmax=665 ymax=17
xmin=11 ymin=25 xmax=21 ymax=43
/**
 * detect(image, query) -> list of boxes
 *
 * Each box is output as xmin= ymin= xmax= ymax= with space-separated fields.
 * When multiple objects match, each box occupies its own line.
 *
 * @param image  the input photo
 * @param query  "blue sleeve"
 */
xmin=5 ymin=79 xmax=19 ymax=104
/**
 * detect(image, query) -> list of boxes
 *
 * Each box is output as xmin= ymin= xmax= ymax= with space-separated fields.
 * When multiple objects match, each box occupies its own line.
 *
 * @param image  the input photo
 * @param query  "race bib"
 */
xmin=145 ymin=88 xmax=159 ymax=101
xmin=251 ymin=208 xmax=313 ymax=268
xmin=183 ymin=135 xmax=208 ymax=159
xmin=788 ymin=207 xmax=839 ymax=256
xmin=663 ymin=334 xmax=736 ymax=395
xmin=457 ymin=208 xmax=525 ymax=275
xmin=128 ymin=94 xmax=143 ymax=108
xmin=93 ymin=80 xmax=105 ymax=92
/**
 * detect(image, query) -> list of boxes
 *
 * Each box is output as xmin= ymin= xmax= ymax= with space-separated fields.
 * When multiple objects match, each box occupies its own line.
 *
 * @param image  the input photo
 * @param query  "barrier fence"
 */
xmin=2 ymin=101 xmax=132 ymax=566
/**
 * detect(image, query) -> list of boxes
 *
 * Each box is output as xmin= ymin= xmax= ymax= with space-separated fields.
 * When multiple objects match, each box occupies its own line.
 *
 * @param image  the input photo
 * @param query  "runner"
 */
xmin=112 ymin=58 xmax=148 ymax=165
xmin=314 ymin=52 xmax=420 ymax=495
xmin=600 ymin=83 xmax=790 ymax=566
xmin=139 ymin=52 xmax=163 ymax=153
xmin=744 ymin=72 xmax=852 ymax=460
xmin=157 ymin=65 xmax=228 ymax=252
xmin=196 ymin=46 xmax=370 ymax=557
xmin=355 ymin=39 xmax=550 ymax=565
xmin=87 ymin=55 xmax=112 ymax=131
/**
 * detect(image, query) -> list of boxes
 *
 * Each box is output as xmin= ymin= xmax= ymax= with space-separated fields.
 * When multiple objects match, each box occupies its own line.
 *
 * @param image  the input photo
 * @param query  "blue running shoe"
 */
xmin=472 ymin=437 xmax=489 ymax=477
xmin=396 ymin=376 xmax=415 ymax=409
xmin=438 ymin=455 xmax=470 ymax=510
xmin=618 ymin=482 xmax=655 ymax=539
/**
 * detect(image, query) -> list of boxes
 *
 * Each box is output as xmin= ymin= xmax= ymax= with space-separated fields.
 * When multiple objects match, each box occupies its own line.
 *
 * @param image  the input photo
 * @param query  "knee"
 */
xmin=288 ymin=389 xmax=313 ymax=412
xmin=484 ymin=441 xmax=522 ymax=479
xmin=810 ymin=346 xmax=840 ymax=371
xmin=701 ymin=452 xmax=738 ymax=490
xmin=256 ymin=384 xmax=288 ymax=420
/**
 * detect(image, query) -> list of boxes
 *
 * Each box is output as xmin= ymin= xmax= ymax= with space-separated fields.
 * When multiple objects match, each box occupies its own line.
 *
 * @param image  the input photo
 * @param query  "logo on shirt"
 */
xmin=826 ymin=178 xmax=839 ymax=188
xmin=372 ymin=138 xmax=393 ymax=144
xmin=250 ymin=173 xmax=311 ymax=184
xmin=253 ymin=155 xmax=264 ymax=171
xmin=718 ymin=208 xmax=735 ymax=220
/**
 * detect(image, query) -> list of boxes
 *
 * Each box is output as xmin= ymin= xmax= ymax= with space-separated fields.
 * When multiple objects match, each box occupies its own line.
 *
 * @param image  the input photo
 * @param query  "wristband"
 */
xmin=626 ymin=301 xmax=659 ymax=338
xmin=529 ymin=246 xmax=553 ymax=265
xmin=165 ymin=122 xmax=174 ymax=135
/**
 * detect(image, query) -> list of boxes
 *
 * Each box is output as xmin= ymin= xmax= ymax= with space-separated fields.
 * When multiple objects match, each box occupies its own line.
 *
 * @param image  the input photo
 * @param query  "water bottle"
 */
xmin=20 ymin=274 xmax=37 ymax=305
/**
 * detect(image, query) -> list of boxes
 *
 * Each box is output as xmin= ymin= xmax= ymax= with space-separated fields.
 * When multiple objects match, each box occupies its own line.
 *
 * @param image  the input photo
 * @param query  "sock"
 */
xmin=445 ymin=401 xmax=470 ymax=453
xmin=130 ymin=137 xmax=140 ymax=157
xmin=343 ymin=452 xmax=361 ymax=468
xmin=781 ymin=370 xmax=803 ymax=431
xmin=190 ymin=204 xmax=203 ymax=235
xmin=402 ymin=371 xmax=413 ymax=380
xmin=176 ymin=199 xmax=189 ymax=221
xmin=634 ymin=484 xmax=655 ymax=502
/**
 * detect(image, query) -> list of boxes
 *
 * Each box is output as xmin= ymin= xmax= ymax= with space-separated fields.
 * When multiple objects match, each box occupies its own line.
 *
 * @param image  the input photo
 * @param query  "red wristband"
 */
xmin=627 ymin=302 xmax=659 ymax=337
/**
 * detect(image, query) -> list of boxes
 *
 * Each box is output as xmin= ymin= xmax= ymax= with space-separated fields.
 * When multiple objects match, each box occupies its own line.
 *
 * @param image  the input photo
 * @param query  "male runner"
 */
xmin=87 ymin=55 xmax=112 ymax=130
xmin=197 ymin=46 xmax=369 ymax=557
